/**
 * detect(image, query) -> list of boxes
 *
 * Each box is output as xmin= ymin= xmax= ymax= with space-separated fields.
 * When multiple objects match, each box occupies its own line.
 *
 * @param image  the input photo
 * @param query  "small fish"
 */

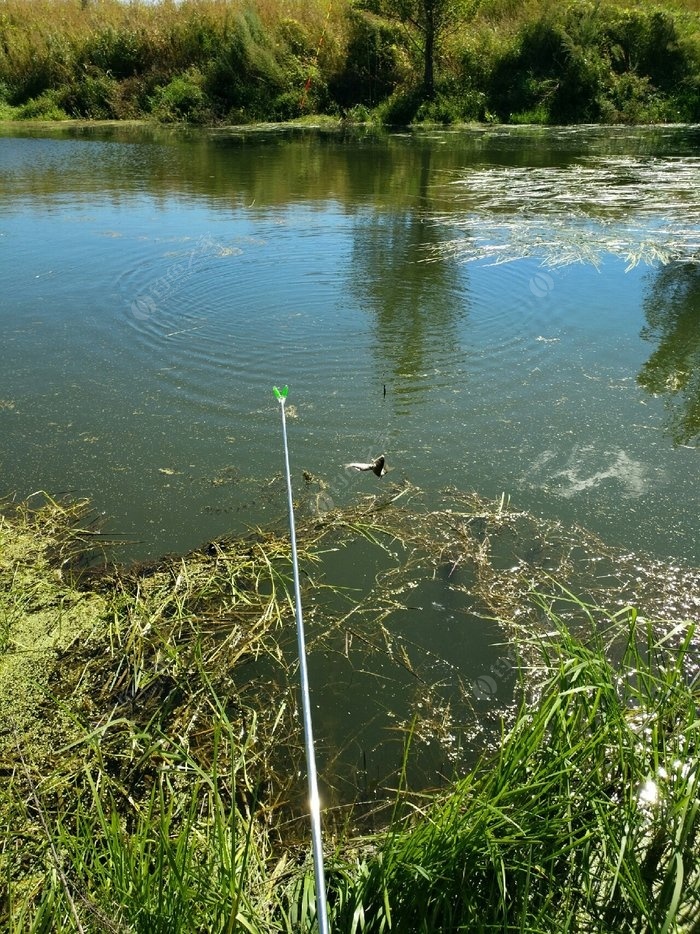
xmin=345 ymin=455 xmax=387 ymax=477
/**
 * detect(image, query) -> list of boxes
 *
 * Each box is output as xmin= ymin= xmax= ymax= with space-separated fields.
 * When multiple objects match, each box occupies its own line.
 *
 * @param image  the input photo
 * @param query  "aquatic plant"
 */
xmin=0 ymin=493 xmax=308 ymax=930
xmin=326 ymin=603 xmax=700 ymax=932
xmin=427 ymin=153 xmax=700 ymax=268
xmin=2 ymin=488 xmax=699 ymax=931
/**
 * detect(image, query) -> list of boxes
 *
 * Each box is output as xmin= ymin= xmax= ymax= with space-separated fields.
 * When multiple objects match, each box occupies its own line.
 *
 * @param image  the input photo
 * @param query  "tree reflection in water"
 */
xmin=637 ymin=263 xmax=700 ymax=446
xmin=349 ymin=144 xmax=468 ymax=406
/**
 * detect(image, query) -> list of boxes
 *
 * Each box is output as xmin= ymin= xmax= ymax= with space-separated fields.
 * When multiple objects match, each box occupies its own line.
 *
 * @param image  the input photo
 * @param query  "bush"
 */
xmin=331 ymin=10 xmax=407 ymax=108
xmin=108 ymin=74 xmax=159 ymax=120
xmin=15 ymin=89 xmax=69 ymax=120
xmin=61 ymin=72 xmax=119 ymax=119
xmin=374 ymin=85 xmax=426 ymax=125
xmin=491 ymin=4 xmax=700 ymax=124
xmin=204 ymin=8 xmax=288 ymax=120
xmin=414 ymin=95 xmax=458 ymax=124
xmin=3 ymin=52 xmax=58 ymax=106
xmin=150 ymin=68 xmax=209 ymax=123
xmin=598 ymin=71 xmax=669 ymax=124
xmin=606 ymin=9 xmax=686 ymax=91
xmin=88 ymin=26 xmax=152 ymax=80
xmin=277 ymin=17 xmax=315 ymax=59
xmin=488 ymin=11 xmax=608 ymax=123
xmin=345 ymin=103 xmax=372 ymax=123
xmin=0 ymin=0 xmax=698 ymax=125
xmin=509 ymin=102 xmax=551 ymax=124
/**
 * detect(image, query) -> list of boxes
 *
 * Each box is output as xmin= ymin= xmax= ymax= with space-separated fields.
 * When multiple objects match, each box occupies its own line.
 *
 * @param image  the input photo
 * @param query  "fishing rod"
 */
xmin=273 ymin=385 xmax=330 ymax=934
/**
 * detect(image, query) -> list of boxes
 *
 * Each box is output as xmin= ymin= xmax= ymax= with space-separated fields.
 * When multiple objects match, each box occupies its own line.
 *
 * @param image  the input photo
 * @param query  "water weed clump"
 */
xmin=2 ymin=489 xmax=699 ymax=931
xmin=0 ymin=494 xmax=311 ymax=931
xmin=427 ymin=150 xmax=700 ymax=269
xmin=0 ymin=493 xmax=108 ymax=751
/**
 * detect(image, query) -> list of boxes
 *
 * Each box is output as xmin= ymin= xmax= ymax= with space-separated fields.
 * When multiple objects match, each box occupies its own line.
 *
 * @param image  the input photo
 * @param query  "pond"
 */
xmin=1 ymin=121 xmax=699 ymax=793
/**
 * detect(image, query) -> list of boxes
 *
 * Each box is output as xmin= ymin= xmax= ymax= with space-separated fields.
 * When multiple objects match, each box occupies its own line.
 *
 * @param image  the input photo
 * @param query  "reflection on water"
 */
xmin=349 ymin=144 xmax=468 ymax=406
xmin=0 ymin=122 xmax=698 ymax=567
xmin=638 ymin=264 xmax=700 ymax=446
xmin=2 ymin=121 xmax=700 ymax=798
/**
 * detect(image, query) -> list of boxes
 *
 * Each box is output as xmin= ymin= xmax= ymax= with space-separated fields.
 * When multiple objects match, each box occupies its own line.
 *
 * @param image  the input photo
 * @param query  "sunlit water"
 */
xmin=2 ymin=122 xmax=699 ymax=791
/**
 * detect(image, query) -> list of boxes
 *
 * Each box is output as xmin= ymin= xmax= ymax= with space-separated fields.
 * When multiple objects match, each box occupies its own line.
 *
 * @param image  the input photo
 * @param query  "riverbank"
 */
xmin=2 ymin=490 xmax=699 ymax=930
xmin=0 ymin=0 xmax=699 ymax=126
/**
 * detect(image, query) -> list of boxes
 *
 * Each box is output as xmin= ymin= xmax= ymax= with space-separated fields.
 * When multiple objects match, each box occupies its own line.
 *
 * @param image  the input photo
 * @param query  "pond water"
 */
xmin=2 ymin=121 xmax=699 ymax=792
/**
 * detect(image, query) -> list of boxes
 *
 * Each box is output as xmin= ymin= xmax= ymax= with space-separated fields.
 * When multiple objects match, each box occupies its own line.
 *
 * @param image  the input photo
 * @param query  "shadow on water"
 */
xmin=637 ymin=263 xmax=700 ymax=447
xmin=348 ymin=143 xmax=469 ymax=411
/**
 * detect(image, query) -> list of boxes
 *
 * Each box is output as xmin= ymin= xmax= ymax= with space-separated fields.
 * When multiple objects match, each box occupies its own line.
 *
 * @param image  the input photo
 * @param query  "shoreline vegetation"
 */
xmin=2 ymin=490 xmax=699 ymax=930
xmin=0 ymin=0 xmax=699 ymax=127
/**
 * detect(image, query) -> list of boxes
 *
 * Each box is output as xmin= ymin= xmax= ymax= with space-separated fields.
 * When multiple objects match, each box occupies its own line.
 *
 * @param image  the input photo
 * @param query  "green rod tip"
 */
xmin=273 ymin=385 xmax=289 ymax=400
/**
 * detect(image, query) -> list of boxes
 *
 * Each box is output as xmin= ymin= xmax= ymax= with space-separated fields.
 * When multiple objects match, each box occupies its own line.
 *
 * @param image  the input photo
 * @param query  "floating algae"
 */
xmin=427 ymin=155 xmax=700 ymax=269
xmin=3 ymin=485 xmax=699 ymax=782
xmin=0 ymin=494 xmax=109 ymax=761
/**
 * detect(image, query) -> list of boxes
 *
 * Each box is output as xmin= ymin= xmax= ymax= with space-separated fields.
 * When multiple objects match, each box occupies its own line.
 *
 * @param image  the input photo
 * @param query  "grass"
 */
xmin=0 ymin=493 xmax=308 ymax=931
xmin=295 ymin=488 xmax=699 ymax=931
xmin=0 ymin=0 xmax=698 ymax=123
xmin=325 ymin=599 xmax=700 ymax=931
xmin=1 ymin=490 xmax=699 ymax=931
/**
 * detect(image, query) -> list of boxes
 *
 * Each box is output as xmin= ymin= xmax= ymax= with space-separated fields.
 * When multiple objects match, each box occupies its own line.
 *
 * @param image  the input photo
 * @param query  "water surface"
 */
xmin=2 ymin=122 xmax=698 ymax=563
xmin=2 ymin=122 xmax=699 ymax=788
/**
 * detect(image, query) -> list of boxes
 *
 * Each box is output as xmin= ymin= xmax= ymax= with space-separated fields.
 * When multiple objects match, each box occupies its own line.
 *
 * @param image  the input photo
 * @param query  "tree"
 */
xmin=360 ymin=0 xmax=478 ymax=98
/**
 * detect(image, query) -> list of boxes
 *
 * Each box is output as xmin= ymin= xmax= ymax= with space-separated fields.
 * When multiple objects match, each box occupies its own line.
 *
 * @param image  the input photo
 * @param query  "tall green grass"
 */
xmin=9 ymin=706 xmax=282 ymax=933
xmin=0 ymin=495 xmax=307 ymax=932
xmin=326 ymin=600 xmax=700 ymax=931
xmin=0 ymin=0 xmax=347 ymax=122
xmin=0 ymin=0 xmax=698 ymax=123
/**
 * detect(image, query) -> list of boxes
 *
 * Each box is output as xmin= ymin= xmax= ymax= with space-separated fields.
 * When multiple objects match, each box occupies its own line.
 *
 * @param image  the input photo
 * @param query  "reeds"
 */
xmin=327 ymin=602 xmax=700 ymax=931
xmin=2 ymin=491 xmax=699 ymax=931
xmin=0 ymin=0 xmax=698 ymax=123
xmin=0 ymin=0 xmax=349 ymax=121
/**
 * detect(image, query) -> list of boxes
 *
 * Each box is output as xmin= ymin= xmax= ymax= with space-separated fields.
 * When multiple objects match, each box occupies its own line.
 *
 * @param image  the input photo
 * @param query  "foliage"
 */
xmin=0 ymin=0 xmax=697 ymax=124
xmin=150 ymin=67 xmax=210 ymax=123
xmin=2 ymin=491 xmax=700 ymax=931
xmin=358 ymin=0 xmax=483 ymax=97
xmin=331 ymin=9 xmax=408 ymax=108
xmin=60 ymin=71 xmax=120 ymax=119
xmin=14 ymin=89 xmax=70 ymax=120
xmin=203 ymin=7 xmax=287 ymax=120
xmin=487 ymin=2 xmax=700 ymax=124
xmin=328 ymin=604 xmax=700 ymax=931
xmin=0 ymin=493 xmax=308 ymax=930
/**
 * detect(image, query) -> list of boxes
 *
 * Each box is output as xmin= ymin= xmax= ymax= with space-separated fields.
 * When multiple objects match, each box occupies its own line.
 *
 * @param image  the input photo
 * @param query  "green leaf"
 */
xmin=272 ymin=385 xmax=288 ymax=401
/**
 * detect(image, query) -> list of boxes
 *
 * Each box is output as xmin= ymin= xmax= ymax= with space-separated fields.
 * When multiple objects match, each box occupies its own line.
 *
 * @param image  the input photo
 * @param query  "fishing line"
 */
xmin=273 ymin=385 xmax=330 ymax=934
